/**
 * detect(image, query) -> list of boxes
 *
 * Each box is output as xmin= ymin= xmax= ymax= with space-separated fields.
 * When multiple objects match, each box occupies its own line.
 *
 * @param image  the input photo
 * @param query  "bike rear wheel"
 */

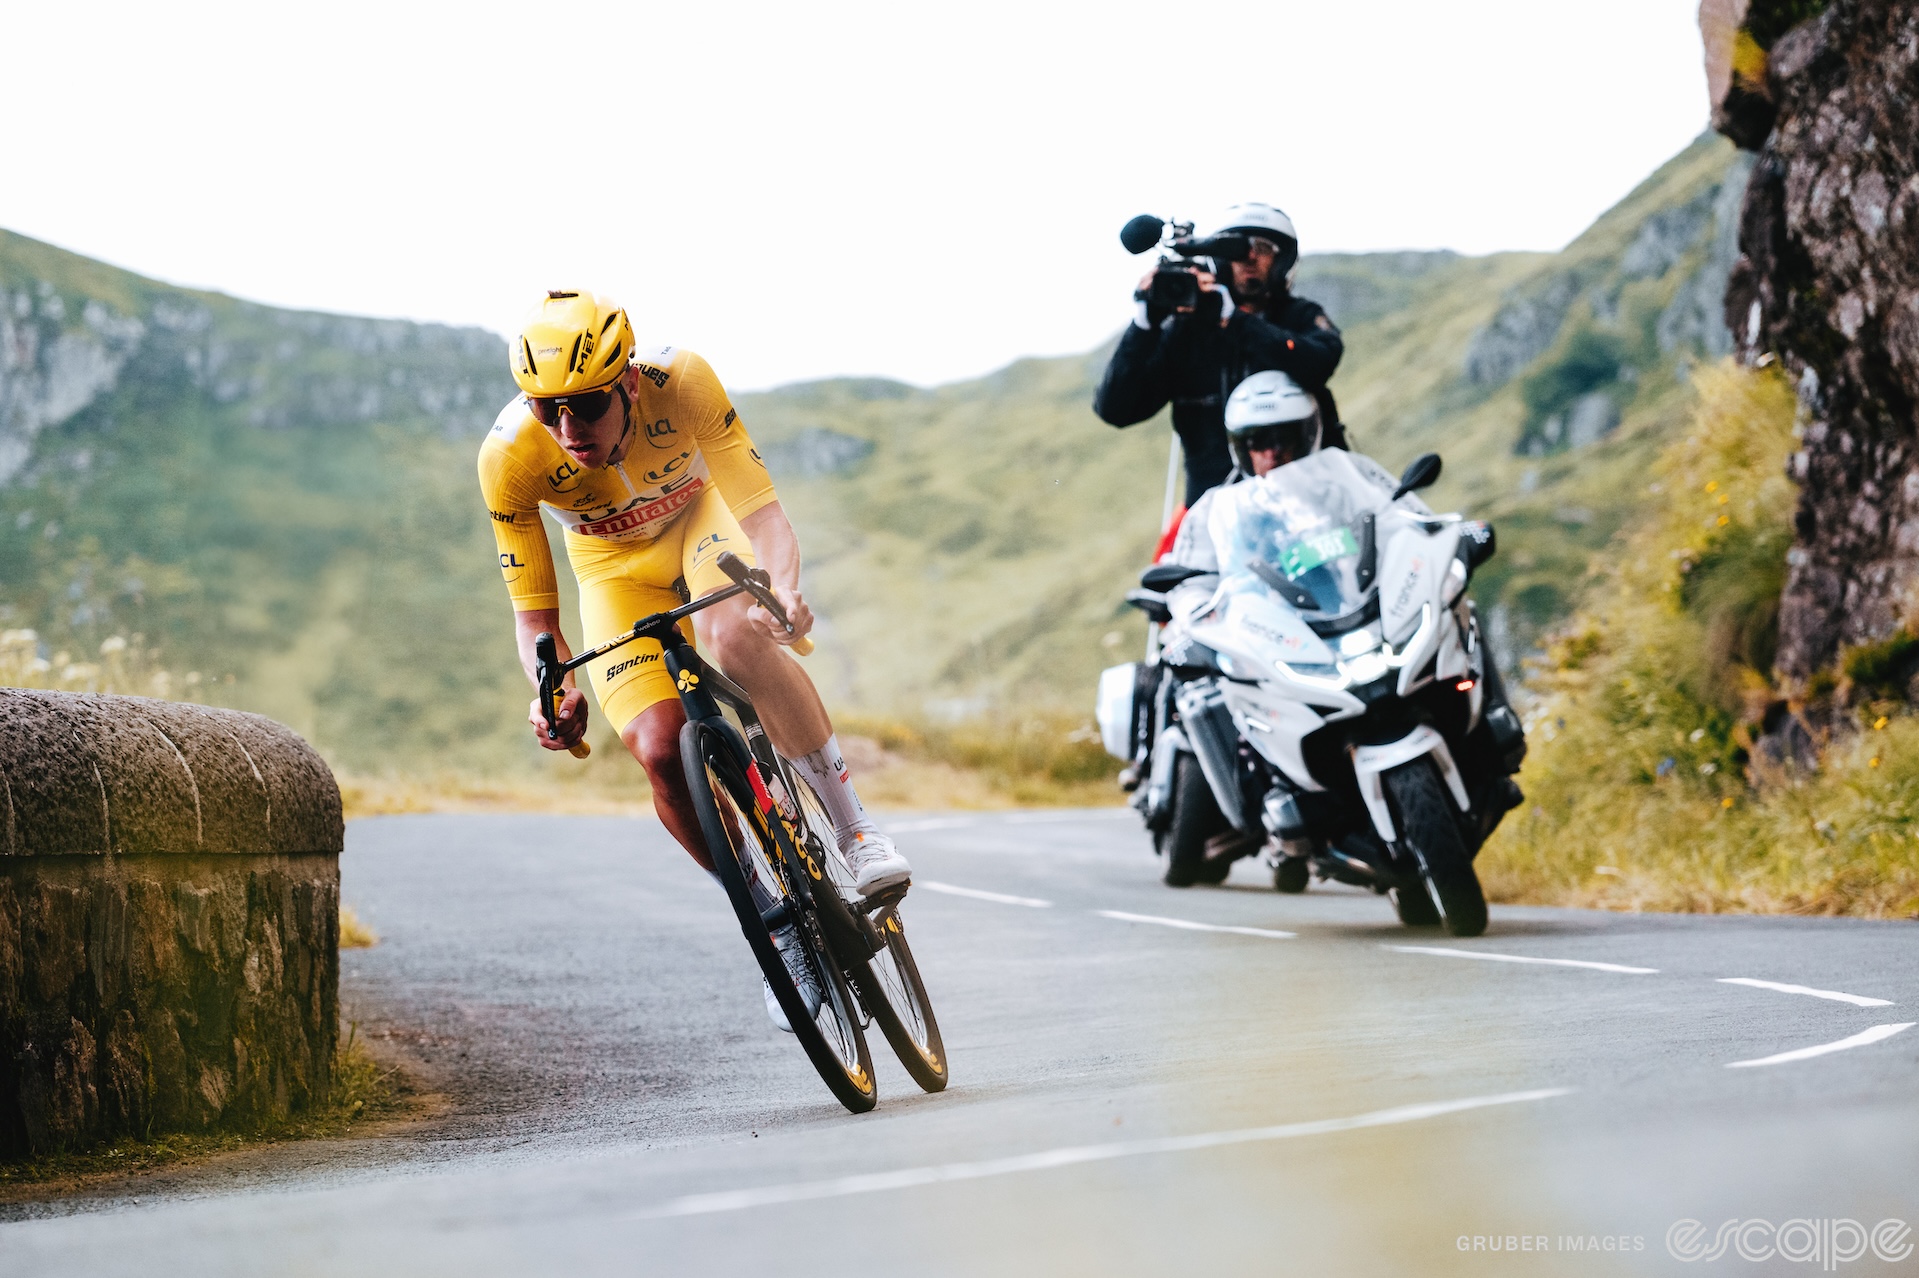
xmin=681 ymin=721 xmax=877 ymax=1113
xmin=791 ymin=774 xmax=949 ymax=1093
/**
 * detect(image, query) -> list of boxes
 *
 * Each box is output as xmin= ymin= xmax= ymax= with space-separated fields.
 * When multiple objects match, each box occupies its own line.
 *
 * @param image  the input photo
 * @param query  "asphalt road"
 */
xmin=4 ymin=810 xmax=1917 ymax=1276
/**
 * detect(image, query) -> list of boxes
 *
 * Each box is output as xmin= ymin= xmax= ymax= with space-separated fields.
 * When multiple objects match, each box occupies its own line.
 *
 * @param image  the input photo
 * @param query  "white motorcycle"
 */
xmin=1098 ymin=449 xmax=1525 ymax=936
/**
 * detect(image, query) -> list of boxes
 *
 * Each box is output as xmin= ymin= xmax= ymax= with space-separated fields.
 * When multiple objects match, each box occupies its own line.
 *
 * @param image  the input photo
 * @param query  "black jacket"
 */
xmin=1094 ymin=292 xmax=1344 ymax=505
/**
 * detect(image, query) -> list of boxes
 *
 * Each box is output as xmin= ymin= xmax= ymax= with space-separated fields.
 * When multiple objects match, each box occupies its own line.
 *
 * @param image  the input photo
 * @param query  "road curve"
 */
xmin=3 ymin=810 xmax=1917 ymax=1276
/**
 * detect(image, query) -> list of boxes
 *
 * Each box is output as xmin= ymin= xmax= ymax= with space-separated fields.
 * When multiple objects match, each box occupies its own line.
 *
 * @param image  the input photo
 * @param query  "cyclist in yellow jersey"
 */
xmin=480 ymin=290 xmax=908 ymax=1030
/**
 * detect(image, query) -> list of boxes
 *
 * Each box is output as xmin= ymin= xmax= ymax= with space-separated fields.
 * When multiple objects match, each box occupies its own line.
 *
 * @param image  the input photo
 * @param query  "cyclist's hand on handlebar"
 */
xmin=748 ymin=584 xmax=814 ymax=646
xmin=528 ymin=688 xmax=589 ymax=750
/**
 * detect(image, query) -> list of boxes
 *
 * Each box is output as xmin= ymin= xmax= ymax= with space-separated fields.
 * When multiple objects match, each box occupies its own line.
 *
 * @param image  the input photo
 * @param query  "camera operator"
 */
xmin=1095 ymin=203 xmax=1346 ymax=506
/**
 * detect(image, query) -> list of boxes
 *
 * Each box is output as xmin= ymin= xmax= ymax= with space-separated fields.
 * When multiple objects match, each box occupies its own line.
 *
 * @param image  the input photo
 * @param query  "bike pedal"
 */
xmin=860 ymin=883 xmax=910 ymax=912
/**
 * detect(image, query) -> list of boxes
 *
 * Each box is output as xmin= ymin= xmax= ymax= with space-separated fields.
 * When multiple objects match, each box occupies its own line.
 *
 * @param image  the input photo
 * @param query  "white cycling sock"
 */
xmin=786 ymin=734 xmax=877 ymax=846
xmin=709 ymin=864 xmax=780 ymax=918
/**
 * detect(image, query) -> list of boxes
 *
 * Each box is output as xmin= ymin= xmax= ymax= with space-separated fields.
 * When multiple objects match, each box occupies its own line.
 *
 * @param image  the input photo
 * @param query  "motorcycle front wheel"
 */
xmin=1156 ymin=753 xmax=1229 ymax=887
xmin=1383 ymin=760 xmax=1487 ymax=937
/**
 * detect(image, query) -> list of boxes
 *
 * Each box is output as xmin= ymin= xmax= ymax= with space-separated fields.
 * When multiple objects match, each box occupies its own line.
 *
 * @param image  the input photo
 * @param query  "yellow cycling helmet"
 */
xmin=511 ymin=290 xmax=635 ymax=397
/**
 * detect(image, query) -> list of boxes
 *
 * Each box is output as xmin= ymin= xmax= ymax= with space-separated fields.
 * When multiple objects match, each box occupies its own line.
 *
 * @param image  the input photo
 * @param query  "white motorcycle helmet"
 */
xmin=1225 ymin=371 xmax=1322 ymax=476
xmin=1216 ymin=202 xmax=1300 ymax=291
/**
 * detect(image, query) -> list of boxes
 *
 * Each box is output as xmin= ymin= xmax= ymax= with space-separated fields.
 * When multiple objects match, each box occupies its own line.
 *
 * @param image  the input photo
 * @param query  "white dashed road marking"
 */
xmin=1726 ymin=1022 xmax=1916 ymax=1069
xmin=918 ymin=881 xmax=1052 ymax=908
xmin=1387 ymin=945 xmax=1657 ymax=974
xmin=1716 ymin=977 xmax=1894 ymax=1008
xmin=640 ymin=1088 xmax=1573 ymax=1218
xmin=1096 ymin=910 xmax=1295 ymax=939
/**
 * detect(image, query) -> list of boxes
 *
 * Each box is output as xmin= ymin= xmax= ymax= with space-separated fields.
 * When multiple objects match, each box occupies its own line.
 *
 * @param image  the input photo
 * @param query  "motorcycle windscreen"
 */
xmin=1207 ymin=450 xmax=1396 ymax=617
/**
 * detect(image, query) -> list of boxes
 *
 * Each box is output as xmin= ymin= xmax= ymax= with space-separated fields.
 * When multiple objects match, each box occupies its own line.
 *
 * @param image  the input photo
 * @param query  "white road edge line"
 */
xmin=1387 ymin=945 xmax=1657 ymax=974
xmin=918 ymin=880 xmax=1052 ymax=908
xmin=886 ymin=818 xmax=978 ymax=833
xmin=1097 ymin=910 xmax=1295 ymax=939
xmin=639 ymin=1088 xmax=1574 ymax=1219
xmin=1003 ymin=809 xmax=1134 ymax=824
xmin=1716 ymin=977 xmax=1894 ymax=1008
xmin=1726 ymin=1022 xmax=1916 ymax=1069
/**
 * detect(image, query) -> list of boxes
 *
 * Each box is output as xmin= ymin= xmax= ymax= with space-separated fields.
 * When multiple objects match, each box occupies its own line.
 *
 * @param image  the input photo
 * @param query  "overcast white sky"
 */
xmin=4 ymin=1 xmax=1710 ymax=389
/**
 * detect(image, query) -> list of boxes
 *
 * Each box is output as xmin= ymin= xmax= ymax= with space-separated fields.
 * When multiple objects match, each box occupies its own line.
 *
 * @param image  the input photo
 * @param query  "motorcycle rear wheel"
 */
xmin=1383 ymin=760 xmax=1487 ymax=937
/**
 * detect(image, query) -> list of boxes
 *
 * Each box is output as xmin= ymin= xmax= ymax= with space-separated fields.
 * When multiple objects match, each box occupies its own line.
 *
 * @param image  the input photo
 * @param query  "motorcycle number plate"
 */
xmin=1276 ymin=526 xmax=1359 ymax=580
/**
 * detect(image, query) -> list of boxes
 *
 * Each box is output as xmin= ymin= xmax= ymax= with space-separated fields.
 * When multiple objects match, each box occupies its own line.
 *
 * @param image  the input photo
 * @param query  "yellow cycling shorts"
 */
xmin=564 ymin=484 xmax=757 ymax=734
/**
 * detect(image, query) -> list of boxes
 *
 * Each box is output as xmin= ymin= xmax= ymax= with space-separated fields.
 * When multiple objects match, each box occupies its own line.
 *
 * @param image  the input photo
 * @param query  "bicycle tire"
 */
xmin=680 ymin=720 xmax=877 ymax=1113
xmin=789 ymin=774 xmax=949 ymax=1093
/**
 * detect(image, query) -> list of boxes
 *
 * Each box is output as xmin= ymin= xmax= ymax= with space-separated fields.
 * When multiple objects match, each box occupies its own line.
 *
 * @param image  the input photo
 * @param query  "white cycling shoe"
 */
xmin=843 ymin=829 xmax=912 ymax=896
xmin=763 ymin=923 xmax=824 ymax=1033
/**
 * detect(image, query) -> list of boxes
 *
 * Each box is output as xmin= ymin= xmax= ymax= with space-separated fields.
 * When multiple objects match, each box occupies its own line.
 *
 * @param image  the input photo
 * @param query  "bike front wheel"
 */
xmin=681 ymin=720 xmax=877 ymax=1113
xmin=791 ymin=774 xmax=949 ymax=1094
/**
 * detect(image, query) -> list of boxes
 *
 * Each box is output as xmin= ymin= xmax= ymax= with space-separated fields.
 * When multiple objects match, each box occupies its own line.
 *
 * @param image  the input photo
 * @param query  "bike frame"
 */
xmin=533 ymin=554 xmax=893 ymax=954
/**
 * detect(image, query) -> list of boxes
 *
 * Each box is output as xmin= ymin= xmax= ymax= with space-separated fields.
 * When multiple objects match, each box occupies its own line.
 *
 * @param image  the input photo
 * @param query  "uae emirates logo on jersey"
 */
xmin=574 ymin=480 xmax=703 ymax=538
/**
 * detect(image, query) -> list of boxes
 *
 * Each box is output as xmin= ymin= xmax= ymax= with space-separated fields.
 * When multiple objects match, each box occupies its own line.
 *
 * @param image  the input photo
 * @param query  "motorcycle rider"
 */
xmin=1095 ymin=203 xmax=1348 ymax=509
xmin=1149 ymin=372 xmax=1526 ymax=871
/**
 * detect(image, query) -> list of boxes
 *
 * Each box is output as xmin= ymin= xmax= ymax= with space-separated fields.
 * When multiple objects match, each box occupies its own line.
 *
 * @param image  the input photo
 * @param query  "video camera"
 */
xmin=1120 ymin=214 xmax=1251 ymax=313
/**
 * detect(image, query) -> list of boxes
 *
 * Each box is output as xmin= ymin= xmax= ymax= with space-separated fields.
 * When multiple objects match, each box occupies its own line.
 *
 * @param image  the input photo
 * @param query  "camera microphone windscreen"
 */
xmin=1119 ymin=214 xmax=1166 ymax=255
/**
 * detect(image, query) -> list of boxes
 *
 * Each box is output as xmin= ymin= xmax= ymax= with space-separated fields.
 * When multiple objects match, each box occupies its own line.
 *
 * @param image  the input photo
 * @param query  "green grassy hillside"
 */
xmin=0 ymin=133 xmax=1748 ymax=781
xmin=751 ymin=133 xmax=1752 ymax=716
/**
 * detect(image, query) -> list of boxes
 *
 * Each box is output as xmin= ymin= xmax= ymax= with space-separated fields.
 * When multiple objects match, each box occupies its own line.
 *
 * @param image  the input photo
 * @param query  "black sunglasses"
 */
xmin=526 ymin=383 xmax=624 ymax=428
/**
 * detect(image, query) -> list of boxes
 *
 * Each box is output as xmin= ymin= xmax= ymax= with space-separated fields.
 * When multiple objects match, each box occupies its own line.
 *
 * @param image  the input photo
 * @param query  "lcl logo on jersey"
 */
xmin=645 ymin=418 xmax=675 ymax=446
xmin=547 ymin=460 xmax=583 ymax=493
xmin=645 ymin=453 xmax=690 ymax=483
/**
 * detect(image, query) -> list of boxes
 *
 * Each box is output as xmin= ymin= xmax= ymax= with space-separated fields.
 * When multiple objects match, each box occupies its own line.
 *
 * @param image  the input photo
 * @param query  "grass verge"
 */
xmin=0 ymin=1024 xmax=410 ymax=1189
xmin=1480 ymin=360 xmax=1919 ymax=916
xmin=339 ymin=709 xmax=1127 ymax=818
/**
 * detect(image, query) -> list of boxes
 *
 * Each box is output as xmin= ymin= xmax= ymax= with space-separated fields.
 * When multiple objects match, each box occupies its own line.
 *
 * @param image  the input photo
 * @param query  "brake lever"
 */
xmin=533 ymin=631 xmax=591 ymax=759
xmin=716 ymin=551 xmax=815 ymax=655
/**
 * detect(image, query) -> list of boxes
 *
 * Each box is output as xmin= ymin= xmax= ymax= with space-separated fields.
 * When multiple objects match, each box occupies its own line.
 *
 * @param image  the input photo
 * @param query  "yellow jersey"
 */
xmin=478 ymin=345 xmax=777 ymax=610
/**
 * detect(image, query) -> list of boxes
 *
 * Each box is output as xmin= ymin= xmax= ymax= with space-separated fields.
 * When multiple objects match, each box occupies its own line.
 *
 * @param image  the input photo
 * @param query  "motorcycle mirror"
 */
xmin=1120 ymin=214 xmax=1167 ymax=255
xmin=1392 ymin=452 xmax=1442 ymax=500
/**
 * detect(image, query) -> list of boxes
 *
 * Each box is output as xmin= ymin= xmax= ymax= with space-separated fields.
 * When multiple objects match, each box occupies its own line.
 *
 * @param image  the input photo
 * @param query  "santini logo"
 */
xmin=605 ymin=652 xmax=659 ymax=680
xmin=1666 ymin=1218 xmax=1912 ymax=1265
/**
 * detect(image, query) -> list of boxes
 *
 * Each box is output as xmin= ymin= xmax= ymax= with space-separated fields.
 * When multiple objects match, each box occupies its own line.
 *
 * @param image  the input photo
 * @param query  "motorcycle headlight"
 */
xmin=1276 ymin=660 xmax=1347 ymax=690
xmin=1386 ymin=603 xmax=1435 ymax=658
xmin=1341 ymin=650 xmax=1391 ymax=685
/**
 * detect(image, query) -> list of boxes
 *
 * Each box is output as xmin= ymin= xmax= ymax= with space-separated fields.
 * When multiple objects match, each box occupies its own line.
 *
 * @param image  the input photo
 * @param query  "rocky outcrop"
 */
xmin=0 ymin=229 xmax=508 ymax=487
xmin=756 ymin=427 xmax=875 ymax=477
xmin=0 ymin=690 xmax=341 ymax=1155
xmin=1712 ymin=0 xmax=1919 ymax=680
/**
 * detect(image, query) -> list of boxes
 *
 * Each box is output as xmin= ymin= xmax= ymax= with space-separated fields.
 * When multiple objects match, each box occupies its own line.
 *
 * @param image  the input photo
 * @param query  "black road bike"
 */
xmin=534 ymin=552 xmax=947 ymax=1113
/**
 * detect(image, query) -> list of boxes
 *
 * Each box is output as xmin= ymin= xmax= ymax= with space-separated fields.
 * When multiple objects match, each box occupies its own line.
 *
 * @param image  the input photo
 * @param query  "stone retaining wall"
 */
xmin=0 ymin=690 xmax=342 ymax=1156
